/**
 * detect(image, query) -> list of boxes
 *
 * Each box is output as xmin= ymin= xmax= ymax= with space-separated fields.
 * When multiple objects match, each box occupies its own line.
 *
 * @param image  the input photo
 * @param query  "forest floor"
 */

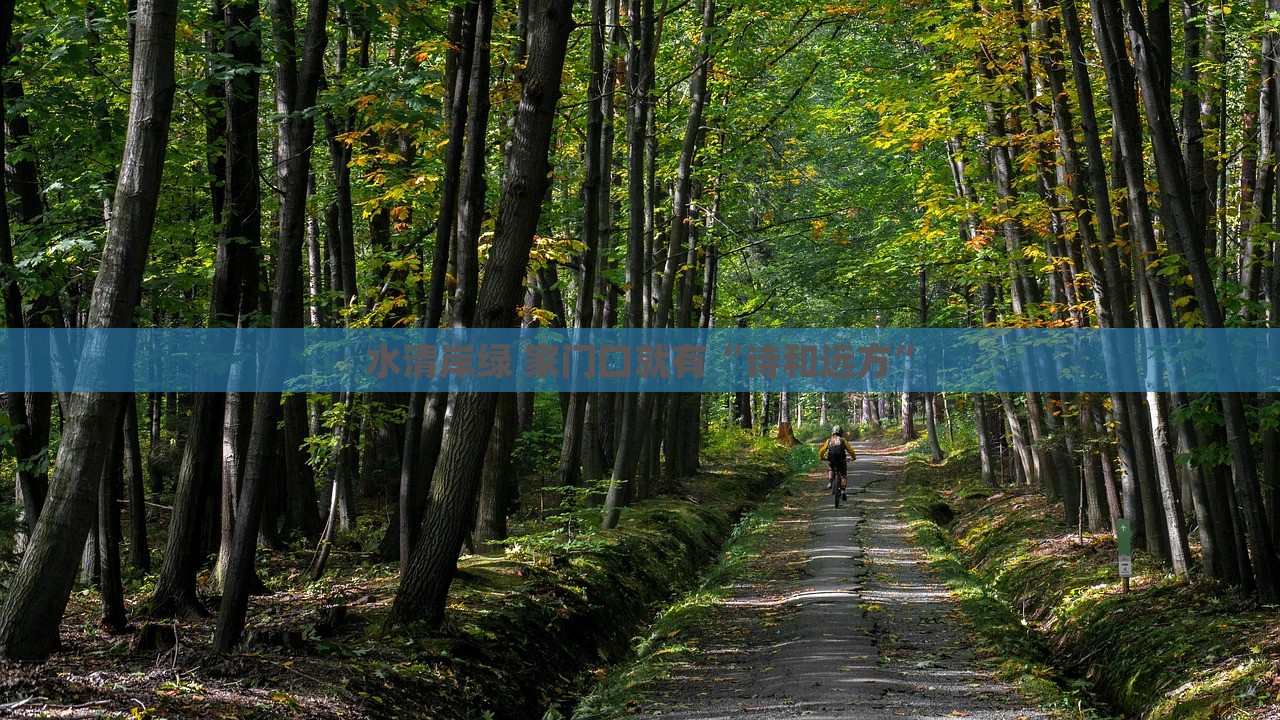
xmin=0 ymin=440 xmax=792 ymax=720
xmin=595 ymin=442 xmax=1056 ymax=719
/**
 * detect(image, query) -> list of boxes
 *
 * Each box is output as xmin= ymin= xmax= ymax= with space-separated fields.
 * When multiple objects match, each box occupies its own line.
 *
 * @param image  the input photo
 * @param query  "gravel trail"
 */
xmin=634 ymin=444 xmax=1049 ymax=720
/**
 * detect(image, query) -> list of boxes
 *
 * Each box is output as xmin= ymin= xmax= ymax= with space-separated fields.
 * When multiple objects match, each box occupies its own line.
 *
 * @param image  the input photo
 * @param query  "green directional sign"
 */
xmin=1116 ymin=518 xmax=1132 ymax=556
xmin=1117 ymin=518 xmax=1133 ymax=579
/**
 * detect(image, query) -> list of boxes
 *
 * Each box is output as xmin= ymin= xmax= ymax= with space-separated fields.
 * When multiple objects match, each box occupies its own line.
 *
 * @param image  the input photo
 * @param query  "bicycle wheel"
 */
xmin=833 ymin=478 xmax=841 ymax=508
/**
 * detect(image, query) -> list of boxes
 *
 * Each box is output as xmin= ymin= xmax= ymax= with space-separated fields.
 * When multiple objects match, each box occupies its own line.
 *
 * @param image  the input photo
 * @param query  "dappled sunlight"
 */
xmin=780 ymin=589 xmax=860 ymax=602
xmin=805 ymin=555 xmax=865 ymax=564
xmin=863 ymin=584 xmax=953 ymax=605
xmin=719 ymin=584 xmax=863 ymax=610
xmin=636 ymin=451 xmax=1047 ymax=719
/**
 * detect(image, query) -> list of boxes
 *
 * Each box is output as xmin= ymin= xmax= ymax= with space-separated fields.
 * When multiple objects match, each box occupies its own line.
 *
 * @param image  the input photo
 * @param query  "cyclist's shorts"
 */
xmin=830 ymin=457 xmax=848 ymax=476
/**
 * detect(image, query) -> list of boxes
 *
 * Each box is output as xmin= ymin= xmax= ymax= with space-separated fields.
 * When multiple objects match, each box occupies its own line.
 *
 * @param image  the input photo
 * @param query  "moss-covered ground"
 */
xmin=0 ymin=429 xmax=797 ymax=720
xmin=900 ymin=449 xmax=1280 ymax=720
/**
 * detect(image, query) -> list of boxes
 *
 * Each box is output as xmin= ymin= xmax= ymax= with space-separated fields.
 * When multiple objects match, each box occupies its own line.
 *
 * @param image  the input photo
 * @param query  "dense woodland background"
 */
xmin=2 ymin=0 xmax=1280 ymax=668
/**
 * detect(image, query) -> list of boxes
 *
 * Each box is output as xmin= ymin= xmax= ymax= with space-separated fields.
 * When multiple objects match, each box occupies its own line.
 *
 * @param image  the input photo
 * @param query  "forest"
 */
xmin=2 ymin=0 xmax=1280 ymax=715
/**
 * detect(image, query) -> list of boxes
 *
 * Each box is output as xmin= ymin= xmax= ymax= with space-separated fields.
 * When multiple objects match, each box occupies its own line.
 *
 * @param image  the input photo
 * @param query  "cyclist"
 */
xmin=819 ymin=425 xmax=855 ymax=500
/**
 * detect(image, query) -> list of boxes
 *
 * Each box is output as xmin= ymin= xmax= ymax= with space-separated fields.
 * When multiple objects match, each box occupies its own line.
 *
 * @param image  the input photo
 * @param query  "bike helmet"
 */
xmin=832 ymin=425 xmax=843 ymax=435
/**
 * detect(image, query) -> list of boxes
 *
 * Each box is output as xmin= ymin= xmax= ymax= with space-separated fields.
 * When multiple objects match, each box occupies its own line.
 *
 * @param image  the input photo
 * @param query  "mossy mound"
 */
xmin=346 ymin=449 xmax=792 ymax=719
xmin=901 ymin=453 xmax=1280 ymax=720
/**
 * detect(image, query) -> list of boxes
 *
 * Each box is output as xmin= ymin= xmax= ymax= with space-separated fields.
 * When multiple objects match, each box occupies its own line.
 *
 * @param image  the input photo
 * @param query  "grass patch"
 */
xmin=568 ymin=471 xmax=806 ymax=719
xmin=901 ymin=466 xmax=1114 ymax=720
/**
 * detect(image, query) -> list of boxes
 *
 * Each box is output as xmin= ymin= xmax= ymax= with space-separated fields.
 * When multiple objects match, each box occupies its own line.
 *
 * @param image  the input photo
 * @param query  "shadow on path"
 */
xmin=634 ymin=444 xmax=1050 ymax=719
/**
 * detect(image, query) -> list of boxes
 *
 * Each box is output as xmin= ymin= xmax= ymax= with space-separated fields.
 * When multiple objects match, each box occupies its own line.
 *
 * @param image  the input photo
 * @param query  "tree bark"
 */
xmin=213 ymin=0 xmax=328 ymax=651
xmin=0 ymin=0 xmax=179 ymax=660
xmin=123 ymin=396 xmax=149 ymax=572
xmin=555 ymin=0 xmax=610 ymax=488
xmin=398 ymin=1 xmax=476 ymax=566
xmin=98 ymin=402 xmax=128 ymax=634
xmin=601 ymin=0 xmax=655 ymax=529
xmin=999 ymin=393 xmax=1035 ymax=486
xmin=1242 ymin=0 xmax=1279 ymax=305
xmin=0 ymin=5 xmax=44 ymax=538
xmin=900 ymin=393 xmax=917 ymax=441
xmin=150 ymin=0 xmax=269 ymax=615
xmin=213 ymin=0 xmax=265 ymax=585
xmin=282 ymin=394 xmax=321 ymax=539
xmin=924 ymin=394 xmax=943 ymax=461
xmin=150 ymin=391 xmax=223 ymax=617
xmin=1057 ymin=0 xmax=1165 ymax=553
xmin=1122 ymin=0 xmax=1280 ymax=600
xmin=974 ymin=394 xmax=999 ymax=486
xmin=474 ymin=393 xmax=517 ymax=553
xmin=664 ymin=0 xmax=713 ymax=481
xmin=391 ymin=0 xmax=575 ymax=627
xmin=453 ymin=0 xmax=492 ymax=331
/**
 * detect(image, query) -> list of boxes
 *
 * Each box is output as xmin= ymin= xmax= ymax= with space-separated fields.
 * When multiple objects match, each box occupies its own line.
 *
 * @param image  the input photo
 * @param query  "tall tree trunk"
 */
xmin=1087 ymin=0 xmax=1183 ymax=559
xmin=282 ymin=394 xmax=320 ymax=539
xmin=1079 ymin=400 xmax=1110 ymax=531
xmin=582 ymin=2 xmax=620 ymax=488
xmin=3 ymin=78 xmax=44 ymax=225
xmin=1242 ymin=0 xmax=1279 ymax=305
xmin=974 ymin=394 xmax=999 ymax=486
xmin=474 ymin=393 xmax=517 ymax=553
xmin=0 ymin=0 xmax=179 ymax=660
xmin=555 ymin=0 xmax=610 ymax=488
xmin=663 ymin=0 xmax=713 ymax=481
xmin=331 ymin=393 xmax=358 ymax=531
xmin=452 ymin=0 xmax=492 ymax=331
xmin=81 ymin=513 xmax=99 ymax=588
xmin=1089 ymin=0 xmax=1175 ymax=329
xmin=601 ymin=0 xmax=655 ymax=530
xmin=1122 ymin=0 xmax=1280 ymax=601
xmin=975 ymin=37 xmax=1042 ymax=316
xmin=213 ymin=386 xmax=254 ymax=589
xmin=924 ymin=394 xmax=943 ymax=461
xmin=900 ymin=392 xmax=917 ymax=441
xmin=150 ymin=0 xmax=266 ymax=615
xmin=0 ymin=8 xmax=44 ymax=537
xmin=98 ymin=402 xmax=128 ymax=634
xmin=399 ymin=1 xmax=476 ymax=566
xmin=150 ymin=391 xmax=223 ymax=616
xmin=213 ymin=0 xmax=328 ymax=651
xmin=202 ymin=0 xmax=227 ymax=233
xmin=395 ymin=0 xmax=495 ymax=562
xmin=391 ymin=0 xmax=574 ymax=627
xmin=1058 ymin=0 xmax=1164 ymax=555
xmin=213 ymin=0 xmax=265 ymax=586
xmin=999 ymin=393 xmax=1035 ymax=486
xmin=1181 ymin=0 xmax=1212 ymax=246
xmin=1199 ymin=0 xmax=1224 ymax=259
xmin=917 ymin=268 xmax=941 ymax=461
xmin=123 ymin=396 xmax=149 ymax=572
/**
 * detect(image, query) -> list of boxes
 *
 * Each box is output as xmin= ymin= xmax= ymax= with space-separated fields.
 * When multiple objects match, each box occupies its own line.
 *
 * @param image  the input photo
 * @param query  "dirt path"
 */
xmin=633 ymin=444 xmax=1050 ymax=719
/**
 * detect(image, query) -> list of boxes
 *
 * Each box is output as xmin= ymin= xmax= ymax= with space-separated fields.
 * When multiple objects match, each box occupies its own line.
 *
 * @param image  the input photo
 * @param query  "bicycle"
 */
xmin=828 ymin=460 xmax=848 ymax=508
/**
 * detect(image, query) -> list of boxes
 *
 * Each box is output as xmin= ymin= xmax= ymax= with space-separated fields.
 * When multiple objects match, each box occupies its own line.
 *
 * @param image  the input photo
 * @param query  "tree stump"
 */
xmin=245 ymin=628 xmax=306 ymax=650
xmin=314 ymin=604 xmax=349 ymax=638
xmin=131 ymin=623 xmax=177 ymax=653
xmin=777 ymin=421 xmax=797 ymax=446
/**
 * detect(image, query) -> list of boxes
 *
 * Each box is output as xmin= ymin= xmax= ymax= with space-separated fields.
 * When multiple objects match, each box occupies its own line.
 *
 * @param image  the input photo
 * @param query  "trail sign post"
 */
xmin=1117 ymin=518 xmax=1132 ymax=593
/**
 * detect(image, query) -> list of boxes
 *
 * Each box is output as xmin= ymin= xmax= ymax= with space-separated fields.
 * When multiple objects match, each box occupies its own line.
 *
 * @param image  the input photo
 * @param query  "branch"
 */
xmin=728 ymin=286 xmax=779 ymax=319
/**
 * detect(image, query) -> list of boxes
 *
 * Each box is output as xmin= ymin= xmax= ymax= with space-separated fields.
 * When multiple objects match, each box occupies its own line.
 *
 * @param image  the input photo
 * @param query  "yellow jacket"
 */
xmin=819 ymin=435 xmax=855 ymax=461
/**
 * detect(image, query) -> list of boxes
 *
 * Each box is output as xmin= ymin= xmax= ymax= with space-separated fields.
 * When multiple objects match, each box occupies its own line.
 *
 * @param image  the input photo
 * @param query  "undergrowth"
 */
xmin=902 ymin=449 xmax=1280 ymax=720
xmin=568 ymin=465 xmax=808 ymax=719
xmin=0 ymin=426 xmax=793 ymax=720
xmin=340 ymin=442 xmax=794 ymax=720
